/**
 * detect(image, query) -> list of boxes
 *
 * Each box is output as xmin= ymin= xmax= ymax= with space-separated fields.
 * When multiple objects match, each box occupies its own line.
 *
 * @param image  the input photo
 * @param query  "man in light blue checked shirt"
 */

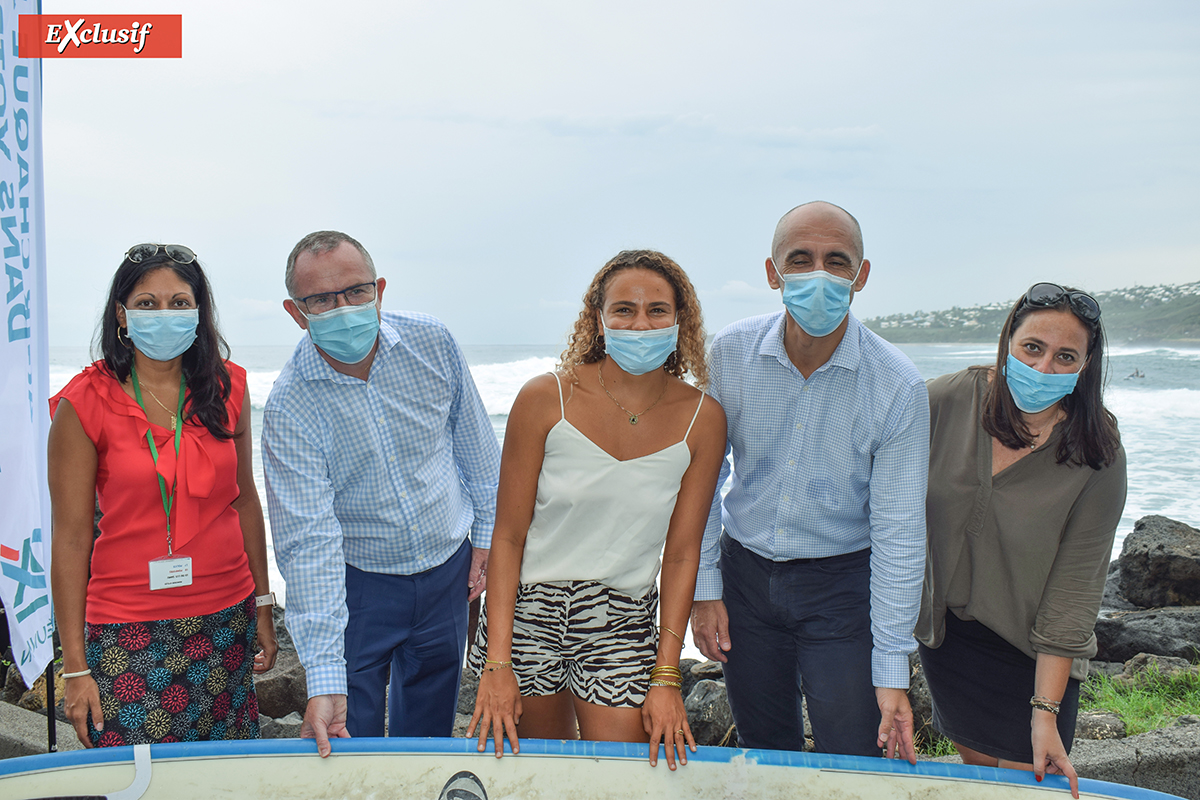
xmin=263 ymin=231 xmax=500 ymax=757
xmin=690 ymin=202 xmax=928 ymax=763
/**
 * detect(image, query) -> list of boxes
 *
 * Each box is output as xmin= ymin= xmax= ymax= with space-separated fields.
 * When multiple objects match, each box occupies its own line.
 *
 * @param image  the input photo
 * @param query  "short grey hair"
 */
xmin=285 ymin=231 xmax=377 ymax=297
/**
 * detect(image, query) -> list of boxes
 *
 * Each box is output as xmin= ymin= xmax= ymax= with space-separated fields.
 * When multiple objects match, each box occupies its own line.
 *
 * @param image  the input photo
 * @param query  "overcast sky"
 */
xmin=38 ymin=0 xmax=1200 ymax=348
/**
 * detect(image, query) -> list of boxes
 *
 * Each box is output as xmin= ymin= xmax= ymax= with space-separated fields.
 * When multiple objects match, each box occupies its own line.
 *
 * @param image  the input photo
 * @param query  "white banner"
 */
xmin=0 ymin=0 xmax=53 ymax=687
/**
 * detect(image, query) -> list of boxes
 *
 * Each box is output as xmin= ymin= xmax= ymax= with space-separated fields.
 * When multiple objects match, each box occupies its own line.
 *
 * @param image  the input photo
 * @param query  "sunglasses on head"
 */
xmin=125 ymin=243 xmax=198 ymax=265
xmin=1022 ymin=282 xmax=1101 ymax=322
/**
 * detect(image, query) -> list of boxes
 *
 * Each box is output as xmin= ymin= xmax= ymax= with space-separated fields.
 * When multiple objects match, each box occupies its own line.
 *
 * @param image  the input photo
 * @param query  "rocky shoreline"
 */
xmin=4 ymin=515 xmax=1199 ymax=797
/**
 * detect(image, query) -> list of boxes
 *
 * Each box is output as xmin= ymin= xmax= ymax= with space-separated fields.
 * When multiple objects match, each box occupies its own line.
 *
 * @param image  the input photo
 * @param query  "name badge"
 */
xmin=149 ymin=555 xmax=192 ymax=590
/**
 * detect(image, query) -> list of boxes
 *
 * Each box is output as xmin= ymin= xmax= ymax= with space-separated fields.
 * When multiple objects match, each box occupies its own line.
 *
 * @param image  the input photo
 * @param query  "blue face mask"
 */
xmin=304 ymin=302 xmax=380 ymax=364
xmin=1004 ymin=353 xmax=1081 ymax=413
xmin=123 ymin=307 xmax=199 ymax=361
xmin=774 ymin=264 xmax=859 ymax=338
xmin=603 ymin=320 xmax=679 ymax=375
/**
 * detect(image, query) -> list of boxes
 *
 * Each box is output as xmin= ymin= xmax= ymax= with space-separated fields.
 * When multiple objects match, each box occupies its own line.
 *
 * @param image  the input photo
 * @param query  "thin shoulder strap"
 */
xmin=683 ymin=390 xmax=705 ymax=442
xmin=549 ymin=372 xmax=565 ymax=420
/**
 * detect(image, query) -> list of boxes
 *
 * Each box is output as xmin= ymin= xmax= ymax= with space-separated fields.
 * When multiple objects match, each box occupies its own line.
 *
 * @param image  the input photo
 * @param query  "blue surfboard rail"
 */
xmin=0 ymin=736 xmax=1185 ymax=799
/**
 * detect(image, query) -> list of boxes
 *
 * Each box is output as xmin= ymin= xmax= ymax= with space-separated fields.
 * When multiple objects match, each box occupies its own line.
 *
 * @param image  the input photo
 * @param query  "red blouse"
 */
xmin=49 ymin=361 xmax=255 ymax=623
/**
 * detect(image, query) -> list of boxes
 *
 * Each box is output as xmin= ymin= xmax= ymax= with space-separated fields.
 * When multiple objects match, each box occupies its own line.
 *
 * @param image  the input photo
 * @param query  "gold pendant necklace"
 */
xmin=598 ymin=362 xmax=667 ymax=425
xmin=140 ymin=380 xmax=179 ymax=431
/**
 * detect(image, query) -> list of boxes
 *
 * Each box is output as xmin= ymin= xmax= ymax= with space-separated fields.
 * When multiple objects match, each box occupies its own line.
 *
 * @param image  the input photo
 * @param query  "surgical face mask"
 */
xmin=1004 ymin=352 xmax=1081 ymax=413
xmin=773 ymin=263 xmax=860 ymax=338
xmin=122 ymin=307 xmax=199 ymax=361
xmin=302 ymin=302 xmax=380 ymax=364
xmin=602 ymin=319 xmax=679 ymax=375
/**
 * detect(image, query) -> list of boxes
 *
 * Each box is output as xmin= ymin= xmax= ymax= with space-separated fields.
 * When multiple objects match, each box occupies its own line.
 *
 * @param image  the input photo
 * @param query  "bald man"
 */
xmin=690 ymin=202 xmax=929 ymax=761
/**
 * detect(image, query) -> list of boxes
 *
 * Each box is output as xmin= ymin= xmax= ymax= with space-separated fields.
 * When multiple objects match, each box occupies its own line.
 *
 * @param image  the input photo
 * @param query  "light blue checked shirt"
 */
xmin=696 ymin=311 xmax=929 ymax=688
xmin=262 ymin=311 xmax=500 ymax=697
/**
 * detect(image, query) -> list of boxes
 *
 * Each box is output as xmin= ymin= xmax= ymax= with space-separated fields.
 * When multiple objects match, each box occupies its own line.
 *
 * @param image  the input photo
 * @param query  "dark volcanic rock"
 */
xmin=1117 ymin=516 xmax=1200 ymax=608
xmin=907 ymin=652 xmax=936 ymax=748
xmin=457 ymin=667 xmax=479 ymax=716
xmin=1101 ymin=563 xmax=1139 ymax=612
xmin=255 ymin=607 xmax=308 ymax=719
xmin=1075 ymin=711 xmax=1127 ymax=740
xmin=1094 ymin=606 xmax=1200 ymax=663
xmin=685 ymin=679 xmax=735 ymax=746
xmin=679 ymin=658 xmax=701 ymax=701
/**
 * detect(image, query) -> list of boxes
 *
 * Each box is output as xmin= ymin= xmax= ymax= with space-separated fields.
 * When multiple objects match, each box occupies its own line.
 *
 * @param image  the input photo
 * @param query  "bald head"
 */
xmin=772 ymin=201 xmax=864 ymax=265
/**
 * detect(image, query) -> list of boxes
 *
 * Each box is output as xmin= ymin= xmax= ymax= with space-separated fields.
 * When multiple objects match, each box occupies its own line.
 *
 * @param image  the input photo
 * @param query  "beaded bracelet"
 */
xmin=1029 ymin=695 xmax=1061 ymax=715
xmin=484 ymin=659 xmax=513 ymax=673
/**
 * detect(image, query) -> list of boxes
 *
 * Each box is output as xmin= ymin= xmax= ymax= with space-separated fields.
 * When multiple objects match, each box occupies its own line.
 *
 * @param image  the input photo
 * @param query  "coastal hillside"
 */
xmin=864 ymin=282 xmax=1200 ymax=344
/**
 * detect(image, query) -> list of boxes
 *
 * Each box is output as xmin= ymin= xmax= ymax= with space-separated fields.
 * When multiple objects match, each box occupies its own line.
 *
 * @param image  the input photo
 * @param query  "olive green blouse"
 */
xmin=915 ymin=367 xmax=1127 ymax=680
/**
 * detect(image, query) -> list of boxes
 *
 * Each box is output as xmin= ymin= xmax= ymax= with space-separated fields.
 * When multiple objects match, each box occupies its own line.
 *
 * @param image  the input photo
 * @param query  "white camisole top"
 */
xmin=518 ymin=373 xmax=705 ymax=599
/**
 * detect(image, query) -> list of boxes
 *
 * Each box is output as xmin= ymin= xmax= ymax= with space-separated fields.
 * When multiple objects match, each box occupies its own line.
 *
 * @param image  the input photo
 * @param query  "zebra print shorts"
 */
xmin=469 ymin=581 xmax=658 ymax=708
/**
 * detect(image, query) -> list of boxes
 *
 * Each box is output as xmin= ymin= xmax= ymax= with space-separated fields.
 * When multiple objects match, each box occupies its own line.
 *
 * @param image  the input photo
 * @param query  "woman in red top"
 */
xmin=49 ymin=244 xmax=278 ymax=747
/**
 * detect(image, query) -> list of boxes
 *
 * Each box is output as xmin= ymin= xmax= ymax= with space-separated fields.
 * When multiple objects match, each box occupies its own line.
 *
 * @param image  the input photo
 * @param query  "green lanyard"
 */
xmin=130 ymin=362 xmax=186 ymax=555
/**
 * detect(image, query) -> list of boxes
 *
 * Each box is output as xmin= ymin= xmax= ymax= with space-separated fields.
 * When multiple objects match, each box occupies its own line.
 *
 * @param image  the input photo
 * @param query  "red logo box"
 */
xmin=18 ymin=15 xmax=182 ymax=58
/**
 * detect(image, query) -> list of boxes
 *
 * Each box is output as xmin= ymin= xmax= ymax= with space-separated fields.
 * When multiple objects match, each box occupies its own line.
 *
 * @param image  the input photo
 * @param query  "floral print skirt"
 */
xmin=85 ymin=593 xmax=260 ymax=746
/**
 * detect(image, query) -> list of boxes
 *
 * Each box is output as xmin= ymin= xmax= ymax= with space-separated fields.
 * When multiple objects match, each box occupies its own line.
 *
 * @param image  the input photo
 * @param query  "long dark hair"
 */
xmin=94 ymin=250 xmax=233 ymax=440
xmin=982 ymin=287 xmax=1120 ymax=469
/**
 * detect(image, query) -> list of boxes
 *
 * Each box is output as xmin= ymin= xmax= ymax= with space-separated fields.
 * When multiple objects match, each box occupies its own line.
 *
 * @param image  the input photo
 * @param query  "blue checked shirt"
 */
xmin=262 ymin=311 xmax=500 ymax=697
xmin=697 ymin=311 xmax=929 ymax=688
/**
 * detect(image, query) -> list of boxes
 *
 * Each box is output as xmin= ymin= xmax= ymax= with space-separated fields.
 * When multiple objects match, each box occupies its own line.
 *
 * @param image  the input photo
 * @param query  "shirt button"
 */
xmin=377 ymin=416 xmax=385 ymax=424
xmin=782 ymin=495 xmax=790 ymax=502
xmin=788 ymin=459 xmax=796 ymax=466
xmin=400 ymin=492 xmax=407 ymax=498
xmin=410 ymin=526 xmax=418 ymax=532
xmin=795 ymin=423 xmax=804 ymax=430
xmin=389 ymin=456 xmax=396 ymax=463
xmin=777 ymin=528 xmax=784 ymax=535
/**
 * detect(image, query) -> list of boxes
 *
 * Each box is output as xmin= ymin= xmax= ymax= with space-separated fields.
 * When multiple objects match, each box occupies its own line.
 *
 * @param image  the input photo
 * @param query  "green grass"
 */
xmin=1080 ymin=668 xmax=1200 ymax=736
xmin=916 ymin=731 xmax=958 ymax=757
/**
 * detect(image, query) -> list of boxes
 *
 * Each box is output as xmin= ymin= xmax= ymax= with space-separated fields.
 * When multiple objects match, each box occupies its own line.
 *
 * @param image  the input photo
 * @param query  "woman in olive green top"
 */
xmin=917 ymin=283 xmax=1125 ymax=800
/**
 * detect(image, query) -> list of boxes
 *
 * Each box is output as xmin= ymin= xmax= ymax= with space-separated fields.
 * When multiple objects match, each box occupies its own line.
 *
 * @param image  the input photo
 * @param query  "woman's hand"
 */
xmin=467 ymin=666 xmax=522 ymax=757
xmin=1032 ymin=712 xmax=1079 ymax=799
xmin=642 ymin=685 xmax=695 ymax=769
xmin=254 ymin=605 xmax=278 ymax=673
xmin=63 ymin=674 xmax=103 ymax=747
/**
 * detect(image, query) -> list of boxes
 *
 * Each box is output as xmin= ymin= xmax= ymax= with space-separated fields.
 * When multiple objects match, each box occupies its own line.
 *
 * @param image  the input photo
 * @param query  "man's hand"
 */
xmin=468 ymin=547 xmax=489 ymax=602
xmin=875 ymin=687 xmax=917 ymax=764
xmin=300 ymin=694 xmax=351 ymax=757
xmin=690 ymin=599 xmax=732 ymax=663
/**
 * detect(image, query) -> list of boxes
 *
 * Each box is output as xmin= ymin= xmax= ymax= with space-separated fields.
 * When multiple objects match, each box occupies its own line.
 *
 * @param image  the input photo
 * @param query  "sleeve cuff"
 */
xmin=305 ymin=664 xmax=348 ymax=698
xmin=694 ymin=567 xmax=724 ymax=602
xmin=871 ymin=649 xmax=912 ymax=690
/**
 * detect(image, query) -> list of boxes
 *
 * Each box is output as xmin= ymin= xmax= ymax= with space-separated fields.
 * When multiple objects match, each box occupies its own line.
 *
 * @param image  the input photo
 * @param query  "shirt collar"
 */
xmin=293 ymin=312 xmax=397 ymax=383
xmin=759 ymin=310 xmax=863 ymax=376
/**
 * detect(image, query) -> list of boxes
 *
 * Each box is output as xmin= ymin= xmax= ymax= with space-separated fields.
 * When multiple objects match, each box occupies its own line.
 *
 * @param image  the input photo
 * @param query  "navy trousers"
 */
xmin=719 ymin=533 xmax=880 ymax=756
xmin=343 ymin=538 xmax=471 ymax=737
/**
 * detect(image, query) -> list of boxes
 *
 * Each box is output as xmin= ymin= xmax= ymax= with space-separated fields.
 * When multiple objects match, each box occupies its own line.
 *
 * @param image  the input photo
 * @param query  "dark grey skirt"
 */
xmin=918 ymin=610 xmax=1080 ymax=763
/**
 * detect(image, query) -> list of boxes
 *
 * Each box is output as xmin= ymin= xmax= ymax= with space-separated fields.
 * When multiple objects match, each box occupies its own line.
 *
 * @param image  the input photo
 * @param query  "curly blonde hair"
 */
xmin=559 ymin=250 xmax=709 ymax=388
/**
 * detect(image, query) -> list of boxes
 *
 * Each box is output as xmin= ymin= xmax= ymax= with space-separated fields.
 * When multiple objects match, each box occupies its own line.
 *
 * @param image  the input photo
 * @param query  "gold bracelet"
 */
xmin=648 ymin=680 xmax=682 ymax=689
xmin=484 ymin=659 xmax=513 ymax=672
xmin=660 ymin=626 xmax=685 ymax=644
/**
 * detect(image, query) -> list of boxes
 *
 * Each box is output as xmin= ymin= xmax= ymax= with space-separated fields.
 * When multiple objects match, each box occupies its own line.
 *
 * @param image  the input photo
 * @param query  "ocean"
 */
xmin=47 ymin=341 xmax=1200 ymax=634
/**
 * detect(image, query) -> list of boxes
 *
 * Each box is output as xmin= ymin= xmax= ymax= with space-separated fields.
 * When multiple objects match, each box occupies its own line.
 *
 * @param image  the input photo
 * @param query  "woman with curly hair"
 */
xmin=49 ymin=244 xmax=277 ymax=747
xmin=468 ymin=250 xmax=726 ymax=769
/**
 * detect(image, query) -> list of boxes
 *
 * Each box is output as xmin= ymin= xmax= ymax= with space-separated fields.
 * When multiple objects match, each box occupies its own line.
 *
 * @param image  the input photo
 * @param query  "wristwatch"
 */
xmin=255 ymin=592 xmax=277 ymax=608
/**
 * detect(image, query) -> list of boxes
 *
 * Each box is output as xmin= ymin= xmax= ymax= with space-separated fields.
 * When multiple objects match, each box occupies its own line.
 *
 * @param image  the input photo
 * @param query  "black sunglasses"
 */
xmin=1022 ymin=282 xmax=1101 ymax=322
xmin=125 ymin=243 xmax=198 ymax=265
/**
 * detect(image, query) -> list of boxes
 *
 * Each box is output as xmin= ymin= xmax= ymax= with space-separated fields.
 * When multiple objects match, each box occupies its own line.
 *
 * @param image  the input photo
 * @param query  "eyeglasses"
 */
xmin=125 ymin=243 xmax=198 ymax=265
xmin=293 ymin=281 xmax=378 ymax=315
xmin=1022 ymin=282 xmax=1101 ymax=322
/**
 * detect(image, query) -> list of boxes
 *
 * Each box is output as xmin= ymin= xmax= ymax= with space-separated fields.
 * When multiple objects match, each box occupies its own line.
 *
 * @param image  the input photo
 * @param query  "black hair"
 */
xmin=983 ymin=286 xmax=1120 ymax=469
xmin=94 ymin=250 xmax=233 ymax=440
